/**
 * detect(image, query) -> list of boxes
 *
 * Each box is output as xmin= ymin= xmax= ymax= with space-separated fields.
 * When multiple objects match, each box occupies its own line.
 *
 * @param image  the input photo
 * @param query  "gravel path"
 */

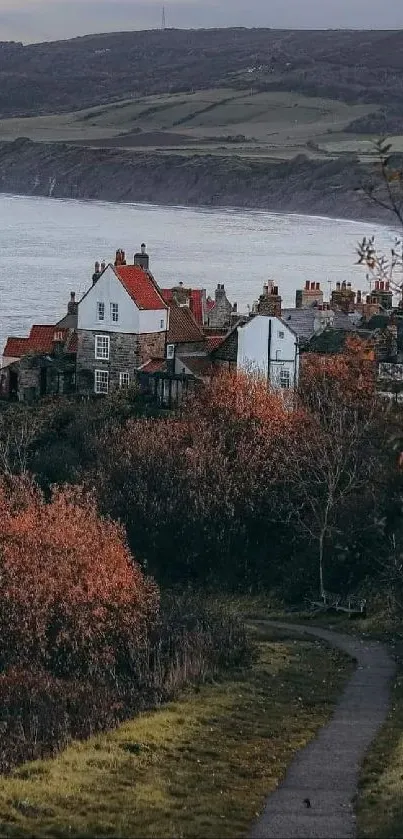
xmin=250 ymin=622 xmax=395 ymax=839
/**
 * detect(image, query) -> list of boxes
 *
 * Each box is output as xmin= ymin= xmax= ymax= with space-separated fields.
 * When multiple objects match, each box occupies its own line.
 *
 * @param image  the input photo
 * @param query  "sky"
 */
xmin=0 ymin=0 xmax=402 ymax=43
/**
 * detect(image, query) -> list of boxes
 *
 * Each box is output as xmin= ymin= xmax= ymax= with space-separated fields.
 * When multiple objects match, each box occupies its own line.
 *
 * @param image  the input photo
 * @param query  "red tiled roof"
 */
xmin=67 ymin=332 xmax=78 ymax=353
xmin=168 ymin=303 xmax=205 ymax=344
xmin=115 ymin=265 xmax=168 ymax=311
xmin=29 ymin=325 xmax=69 ymax=354
xmin=139 ymin=359 xmax=167 ymax=374
xmin=206 ymin=298 xmax=216 ymax=312
xmin=205 ymin=335 xmax=225 ymax=353
xmin=3 ymin=337 xmax=29 ymax=358
xmin=177 ymin=356 xmax=212 ymax=378
xmin=162 ymin=288 xmax=204 ymax=325
xmin=3 ymin=326 xmax=77 ymax=359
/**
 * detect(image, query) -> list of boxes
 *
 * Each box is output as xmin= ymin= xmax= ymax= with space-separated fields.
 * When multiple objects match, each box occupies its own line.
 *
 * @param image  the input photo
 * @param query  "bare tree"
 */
xmin=357 ymin=137 xmax=403 ymax=302
xmin=0 ymin=406 xmax=43 ymax=477
xmin=286 ymin=355 xmax=386 ymax=603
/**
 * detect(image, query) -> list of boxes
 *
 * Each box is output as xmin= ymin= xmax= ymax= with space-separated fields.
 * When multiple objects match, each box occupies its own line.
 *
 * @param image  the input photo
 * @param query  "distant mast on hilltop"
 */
xmin=161 ymin=6 xmax=166 ymax=30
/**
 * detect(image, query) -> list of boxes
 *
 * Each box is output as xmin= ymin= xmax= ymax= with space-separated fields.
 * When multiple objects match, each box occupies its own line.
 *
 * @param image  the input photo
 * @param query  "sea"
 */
xmin=0 ymin=193 xmax=396 ymax=352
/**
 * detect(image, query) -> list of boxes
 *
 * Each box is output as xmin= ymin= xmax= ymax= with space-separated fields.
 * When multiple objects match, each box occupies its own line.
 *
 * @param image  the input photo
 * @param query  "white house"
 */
xmin=76 ymin=250 xmax=169 ymax=394
xmin=237 ymin=315 xmax=299 ymax=390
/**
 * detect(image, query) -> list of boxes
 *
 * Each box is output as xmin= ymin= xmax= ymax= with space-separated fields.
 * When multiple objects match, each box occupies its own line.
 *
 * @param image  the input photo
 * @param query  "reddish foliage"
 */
xmin=301 ymin=336 xmax=376 ymax=404
xmin=0 ymin=479 xmax=159 ymax=676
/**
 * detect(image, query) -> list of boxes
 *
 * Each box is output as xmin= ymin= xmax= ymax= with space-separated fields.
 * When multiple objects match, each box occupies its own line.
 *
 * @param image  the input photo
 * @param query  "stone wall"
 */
xmin=77 ymin=329 xmax=166 ymax=393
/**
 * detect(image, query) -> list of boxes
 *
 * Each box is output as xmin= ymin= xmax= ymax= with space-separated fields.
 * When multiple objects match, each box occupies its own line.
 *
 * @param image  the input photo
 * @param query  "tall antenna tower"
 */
xmin=162 ymin=6 xmax=166 ymax=30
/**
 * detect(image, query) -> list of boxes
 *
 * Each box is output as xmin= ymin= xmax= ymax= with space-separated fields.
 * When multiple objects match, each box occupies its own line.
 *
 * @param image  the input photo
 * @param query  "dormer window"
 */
xmin=97 ymin=302 xmax=105 ymax=321
xmin=111 ymin=303 xmax=119 ymax=323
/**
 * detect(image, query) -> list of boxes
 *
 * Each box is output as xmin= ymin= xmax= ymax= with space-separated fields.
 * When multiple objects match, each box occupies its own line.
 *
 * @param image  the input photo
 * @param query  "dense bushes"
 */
xmin=0 ymin=480 xmax=159 ymax=678
xmin=0 ymin=595 xmax=251 ymax=774
xmin=0 ymin=478 xmax=252 ymax=771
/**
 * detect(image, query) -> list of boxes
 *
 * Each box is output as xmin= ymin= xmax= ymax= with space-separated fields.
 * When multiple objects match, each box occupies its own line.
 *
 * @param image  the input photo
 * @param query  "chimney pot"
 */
xmin=141 ymin=243 xmax=146 ymax=254
xmin=101 ymin=261 xmax=106 ymax=271
xmin=380 ymin=280 xmax=385 ymax=291
xmin=375 ymin=280 xmax=380 ymax=290
xmin=336 ymin=282 xmax=341 ymax=291
xmin=305 ymin=280 xmax=310 ymax=290
xmin=316 ymin=282 xmax=320 ymax=290
xmin=342 ymin=281 xmax=347 ymax=290
xmin=311 ymin=281 xmax=315 ymax=290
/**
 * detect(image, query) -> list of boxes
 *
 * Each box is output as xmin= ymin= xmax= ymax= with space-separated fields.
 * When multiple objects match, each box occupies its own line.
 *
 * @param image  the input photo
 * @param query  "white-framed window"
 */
xmin=119 ymin=372 xmax=130 ymax=388
xmin=95 ymin=370 xmax=109 ymax=395
xmin=95 ymin=335 xmax=110 ymax=360
xmin=97 ymin=302 xmax=105 ymax=321
xmin=111 ymin=303 xmax=119 ymax=323
xmin=278 ymin=330 xmax=285 ymax=339
xmin=280 ymin=369 xmax=291 ymax=390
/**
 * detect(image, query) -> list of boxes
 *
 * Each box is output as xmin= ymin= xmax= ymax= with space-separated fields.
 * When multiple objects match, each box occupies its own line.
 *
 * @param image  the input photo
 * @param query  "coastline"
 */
xmin=0 ymin=138 xmax=395 ymax=229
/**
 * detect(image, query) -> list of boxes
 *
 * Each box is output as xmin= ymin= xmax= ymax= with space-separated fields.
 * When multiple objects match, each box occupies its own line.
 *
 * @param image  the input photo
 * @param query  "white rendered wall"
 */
xmin=78 ymin=266 xmax=167 ymax=335
xmin=237 ymin=315 xmax=299 ymax=389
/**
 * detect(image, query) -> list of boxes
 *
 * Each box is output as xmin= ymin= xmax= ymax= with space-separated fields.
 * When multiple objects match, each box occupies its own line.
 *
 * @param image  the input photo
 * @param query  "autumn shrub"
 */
xmin=0 ymin=593 xmax=253 ymax=773
xmin=0 ymin=478 xmax=159 ymax=678
xmin=0 ymin=477 xmax=253 ymax=771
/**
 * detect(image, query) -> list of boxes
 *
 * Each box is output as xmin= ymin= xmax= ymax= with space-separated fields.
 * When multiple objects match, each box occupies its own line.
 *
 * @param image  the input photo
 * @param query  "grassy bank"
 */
xmin=0 ymin=627 xmax=351 ymax=839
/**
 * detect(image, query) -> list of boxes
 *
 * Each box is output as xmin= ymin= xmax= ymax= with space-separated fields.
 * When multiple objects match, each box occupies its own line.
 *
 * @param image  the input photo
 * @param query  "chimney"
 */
xmin=92 ymin=261 xmax=101 ymax=285
xmin=134 ymin=243 xmax=150 ymax=270
xmin=67 ymin=291 xmax=78 ymax=316
xmin=233 ymin=302 xmax=238 ymax=313
xmin=101 ymin=260 xmax=106 ymax=272
xmin=296 ymin=279 xmax=323 ymax=309
xmin=336 ymin=282 xmax=341 ymax=291
xmin=386 ymin=281 xmax=390 ymax=291
xmin=342 ymin=281 xmax=347 ymax=291
xmin=375 ymin=280 xmax=380 ymax=291
xmin=380 ymin=280 xmax=385 ymax=291
xmin=53 ymin=330 xmax=64 ymax=354
xmin=114 ymin=249 xmax=126 ymax=267
xmin=356 ymin=290 xmax=362 ymax=304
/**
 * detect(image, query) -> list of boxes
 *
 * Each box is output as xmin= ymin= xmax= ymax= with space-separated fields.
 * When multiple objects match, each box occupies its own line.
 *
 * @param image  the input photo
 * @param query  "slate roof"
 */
xmin=114 ymin=265 xmax=167 ymax=311
xmin=282 ymin=308 xmax=356 ymax=342
xmin=167 ymin=303 xmax=205 ymax=344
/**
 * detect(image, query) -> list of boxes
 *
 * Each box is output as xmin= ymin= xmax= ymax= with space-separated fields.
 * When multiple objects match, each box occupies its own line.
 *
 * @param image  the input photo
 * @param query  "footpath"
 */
xmin=250 ymin=622 xmax=395 ymax=839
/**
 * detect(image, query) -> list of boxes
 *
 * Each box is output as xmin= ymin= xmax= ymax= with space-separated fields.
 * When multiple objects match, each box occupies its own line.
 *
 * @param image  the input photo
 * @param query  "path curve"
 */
xmin=250 ymin=622 xmax=395 ymax=839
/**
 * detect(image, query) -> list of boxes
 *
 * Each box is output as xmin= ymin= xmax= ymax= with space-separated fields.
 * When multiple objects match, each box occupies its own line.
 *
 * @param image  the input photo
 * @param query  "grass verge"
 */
xmin=0 ymin=626 xmax=351 ymax=839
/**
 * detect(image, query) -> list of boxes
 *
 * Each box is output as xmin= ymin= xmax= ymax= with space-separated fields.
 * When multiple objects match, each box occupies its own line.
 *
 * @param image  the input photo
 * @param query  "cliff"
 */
xmin=0 ymin=138 xmax=393 ymax=224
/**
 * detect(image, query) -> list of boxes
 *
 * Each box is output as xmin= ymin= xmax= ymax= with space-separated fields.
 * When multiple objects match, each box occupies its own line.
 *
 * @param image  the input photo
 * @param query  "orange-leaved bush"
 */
xmin=0 ymin=479 xmax=159 ymax=678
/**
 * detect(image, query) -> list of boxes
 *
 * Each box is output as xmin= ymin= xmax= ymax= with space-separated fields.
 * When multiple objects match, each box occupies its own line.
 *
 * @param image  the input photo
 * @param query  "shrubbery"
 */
xmin=0 ymin=478 xmax=252 ymax=771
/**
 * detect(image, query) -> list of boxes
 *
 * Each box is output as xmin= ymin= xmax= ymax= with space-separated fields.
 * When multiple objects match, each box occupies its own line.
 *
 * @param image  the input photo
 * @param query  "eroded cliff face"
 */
xmin=0 ymin=138 xmax=391 ymax=223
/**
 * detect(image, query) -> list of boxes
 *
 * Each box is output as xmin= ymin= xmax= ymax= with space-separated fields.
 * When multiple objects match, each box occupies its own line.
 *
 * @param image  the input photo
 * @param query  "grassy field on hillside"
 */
xmin=0 ymin=88 xmax=382 ymax=162
xmin=0 ymin=626 xmax=351 ymax=839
